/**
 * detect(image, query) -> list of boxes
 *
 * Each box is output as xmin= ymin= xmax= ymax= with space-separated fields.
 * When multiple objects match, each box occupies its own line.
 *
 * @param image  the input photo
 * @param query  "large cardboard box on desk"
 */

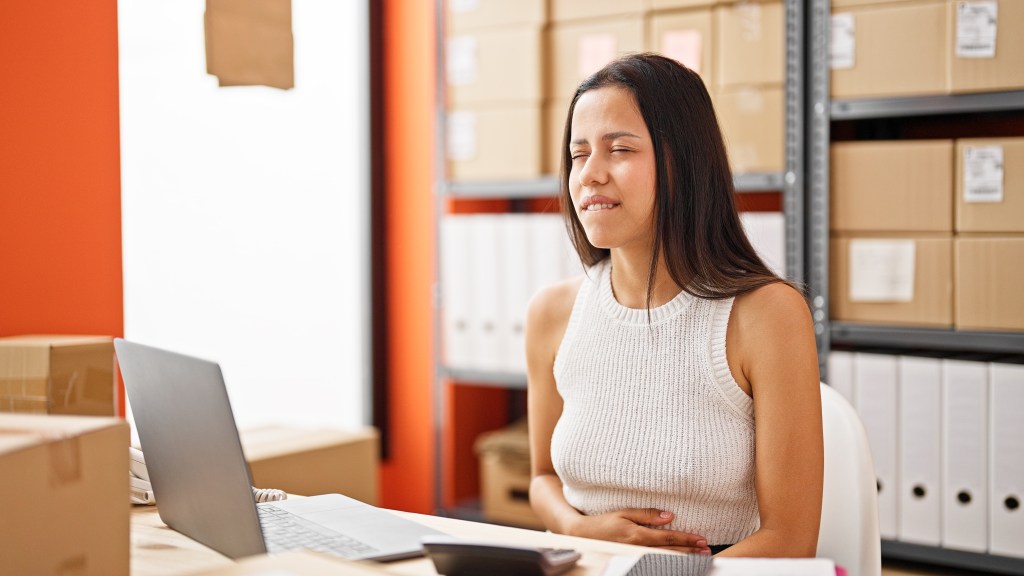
xmin=0 ymin=413 xmax=129 ymax=576
xmin=475 ymin=421 xmax=545 ymax=530
xmin=831 ymin=234 xmax=954 ymax=327
xmin=830 ymin=1 xmax=949 ymax=99
xmin=240 ymin=425 xmax=379 ymax=505
xmin=0 ymin=335 xmax=117 ymax=416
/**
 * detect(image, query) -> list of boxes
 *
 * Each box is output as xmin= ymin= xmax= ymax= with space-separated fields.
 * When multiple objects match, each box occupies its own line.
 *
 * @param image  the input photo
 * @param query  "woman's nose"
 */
xmin=577 ymin=154 xmax=608 ymax=187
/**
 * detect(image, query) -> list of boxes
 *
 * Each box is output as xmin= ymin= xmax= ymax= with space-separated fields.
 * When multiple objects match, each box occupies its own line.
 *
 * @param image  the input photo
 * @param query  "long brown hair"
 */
xmin=559 ymin=53 xmax=789 ymax=305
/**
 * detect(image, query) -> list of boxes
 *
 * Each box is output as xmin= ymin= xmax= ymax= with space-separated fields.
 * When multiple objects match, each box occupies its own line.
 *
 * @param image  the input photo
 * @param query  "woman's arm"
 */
xmin=525 ymin=278 xmax=710 ymax=554
xmin=717 ymin=282 xmax=824 ymax=558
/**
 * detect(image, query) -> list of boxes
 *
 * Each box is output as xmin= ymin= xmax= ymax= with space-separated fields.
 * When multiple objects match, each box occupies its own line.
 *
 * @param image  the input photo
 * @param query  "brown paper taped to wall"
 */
xmin=205 ymin=0 xmax=294 ymax=90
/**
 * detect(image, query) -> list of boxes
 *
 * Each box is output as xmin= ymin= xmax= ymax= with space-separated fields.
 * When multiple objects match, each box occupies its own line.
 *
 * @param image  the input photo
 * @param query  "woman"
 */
xmin=526 ymin=53 xmax=823 ymax=557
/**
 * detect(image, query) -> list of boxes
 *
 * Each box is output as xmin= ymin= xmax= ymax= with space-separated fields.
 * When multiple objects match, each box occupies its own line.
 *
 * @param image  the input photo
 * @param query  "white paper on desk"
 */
xmin=848 ymin=239 xmax=915 ymax=303
xmin=602 ymin=556 xmax=837 ymax=576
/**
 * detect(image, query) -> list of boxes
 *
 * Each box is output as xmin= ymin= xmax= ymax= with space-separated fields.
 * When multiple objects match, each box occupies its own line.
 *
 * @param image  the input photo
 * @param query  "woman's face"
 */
xmin=568 ymin=86 xmax=657 ymax=255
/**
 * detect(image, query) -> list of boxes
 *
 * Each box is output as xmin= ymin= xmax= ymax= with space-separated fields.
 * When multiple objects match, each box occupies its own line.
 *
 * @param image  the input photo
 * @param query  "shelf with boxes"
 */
xmin=436 ymin=0 xmax=807 ymax=529
xmin=807 ymin=0 xmax=1024 ymax=573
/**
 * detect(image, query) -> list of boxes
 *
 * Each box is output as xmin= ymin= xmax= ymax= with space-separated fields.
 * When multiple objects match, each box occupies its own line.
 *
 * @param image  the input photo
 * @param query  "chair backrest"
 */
xmin=817 ymin=383 xmax=882 ymax=576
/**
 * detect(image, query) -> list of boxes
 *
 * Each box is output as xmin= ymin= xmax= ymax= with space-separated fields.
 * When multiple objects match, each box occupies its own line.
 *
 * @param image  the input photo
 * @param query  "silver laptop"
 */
xmin=115 ymin=338 xmax=444 ymax=561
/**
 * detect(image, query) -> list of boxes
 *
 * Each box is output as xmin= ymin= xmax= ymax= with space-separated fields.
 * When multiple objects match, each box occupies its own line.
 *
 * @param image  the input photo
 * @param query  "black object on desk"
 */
xmin=422 ymin=536 xmax=581 ymax=576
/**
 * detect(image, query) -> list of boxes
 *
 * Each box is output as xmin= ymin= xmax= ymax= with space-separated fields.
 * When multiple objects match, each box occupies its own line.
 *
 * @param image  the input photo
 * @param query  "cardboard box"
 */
xmin=447 ymin=0 xmax=547 ymax=33
xmin=447 ymin=26 xmax=544 ymax=106
xmin=0 ymin=413 xmax=129 ymax=576
xmin=475 ymin=422 xmax=544 ymax=530
xmin=544 ymin=99 xmax=570 ymax=176
xmin=447 ymin=104 xmax=544 ymax=181
xmin=955 ymin=236 xmax=1024 ymax=331
xmin=956 ymin=137 xmax=1024 ymax=233
xmin=830 ymin=1 xmax=949 ymax=99
xmin=550 ymin=0 xmax=647 ymax=23
xmin=949 ymin=0 xmax=1024 ymax=93
xmin=547 ymin=16 xmax=646 ymax=99
xmin=716 ymin=0 xmax=784 ymax=88
xmin=0 ymin=335 xmax=117 ymax=416
xmin=205 ymin=0 xmax=294 ymax=90
xmin=715 ymin=85 xmax=785 ymax=173
xmin=240 ymin=425 xmax=379 ymax=505
xmin=832 ymin=0 xmax=922 ymax=7
xmin=831 ymin=234 xmax=953 ymax=327
xmin=648 ymin=7 xmax=716 ymax=89
xmin=831 ymin=140 xmax=954 ymax=233
xmin=652 ymin=0 xmax=718 ymax=9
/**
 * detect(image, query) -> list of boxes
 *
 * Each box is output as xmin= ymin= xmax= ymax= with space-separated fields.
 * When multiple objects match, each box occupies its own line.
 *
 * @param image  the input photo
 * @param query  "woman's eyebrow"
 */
xmin=570 ymin=131 xmax=642 ymax=146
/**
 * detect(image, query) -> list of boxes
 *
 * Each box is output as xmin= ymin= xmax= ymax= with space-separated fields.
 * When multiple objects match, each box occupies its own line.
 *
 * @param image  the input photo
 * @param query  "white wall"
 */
xmin=118 ymin=1 xmax=369 ymax=433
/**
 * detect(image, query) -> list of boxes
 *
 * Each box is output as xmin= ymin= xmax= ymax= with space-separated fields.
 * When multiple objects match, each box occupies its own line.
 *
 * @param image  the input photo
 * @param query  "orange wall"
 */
xmin=379 ymin=0 xmax=438 ymax=513
xmin=0 ymin=3 xmax=123 ymax=340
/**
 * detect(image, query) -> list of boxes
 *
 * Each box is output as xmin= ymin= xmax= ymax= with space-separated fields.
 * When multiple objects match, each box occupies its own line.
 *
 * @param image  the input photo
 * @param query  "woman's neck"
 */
xmin=608 ymin=250 xmax=681 ymax=309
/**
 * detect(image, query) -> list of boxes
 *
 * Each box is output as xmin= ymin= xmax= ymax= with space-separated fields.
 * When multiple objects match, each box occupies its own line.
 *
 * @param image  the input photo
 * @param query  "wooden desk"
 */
xmin=130 ymin=504 xmax=653 ymax=576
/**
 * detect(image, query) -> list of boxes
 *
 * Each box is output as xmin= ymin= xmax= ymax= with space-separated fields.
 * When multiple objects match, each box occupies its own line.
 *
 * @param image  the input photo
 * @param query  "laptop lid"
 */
xmin=116 ymin=338 xmax=268 ymax=559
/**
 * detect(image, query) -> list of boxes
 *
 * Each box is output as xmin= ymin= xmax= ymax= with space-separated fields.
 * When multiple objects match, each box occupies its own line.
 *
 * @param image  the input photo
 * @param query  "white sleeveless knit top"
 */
xmin=550 ymin=260 xmax=759 ymax=545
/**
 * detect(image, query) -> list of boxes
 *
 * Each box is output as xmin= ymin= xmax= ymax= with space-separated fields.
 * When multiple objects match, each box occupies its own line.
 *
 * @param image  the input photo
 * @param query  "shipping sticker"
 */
xmin=956 ymin=1 xmax=998 ymax=58
xmin=578 ymin=34 xmax=617 ymax=80
xmin=830 ymin=13 xmax=855 ymax=70
xmin=849 ymin=239 xmax=916 ymax=303
xmin=662 ymin=30 xmax=703 ymax=74
xmin=446 ymin=36 xmax=478 ymax=86
xmin=738 ymin=2 xmax=764 ymax=43
xmin=963 ymin=145 xmax=1004 ymax=203
xmin=450 ymin=0 xmax=479 ymax=13
xmin=446 ymin=111 xmax=476 ymax=161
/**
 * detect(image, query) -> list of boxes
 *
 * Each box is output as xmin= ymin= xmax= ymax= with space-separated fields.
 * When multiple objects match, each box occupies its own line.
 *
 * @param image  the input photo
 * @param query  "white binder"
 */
xmin=989 ymin=362 xmax=1024 ymax=558
xmin=941 ymin=359 xmax=989 ymax=552
xmin=467 ymin=214 xmax=504 ymax=371
xmin=529 ymin=214 xmax=570 ymax=295
xmin=826 ymin=350 xmax=855 ymax=404
xmin=854 ymin=352 xmax=899 ymax=539
xmin=897 ymin=356 xmax=942 ymax=545
xmin=497 ymin=215 xmax=533 ymax=374
xmin=440 ymin=216 xmax=476 ymax=371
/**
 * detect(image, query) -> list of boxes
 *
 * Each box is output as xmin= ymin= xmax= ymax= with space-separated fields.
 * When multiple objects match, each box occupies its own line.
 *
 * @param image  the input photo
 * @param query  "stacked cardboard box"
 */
xmin=445 ymin=0 xmax=547 ymax=180
xmin=830 ymin=136 xmax=1024 ymax=332
xmin=474 ymin=419 xmax=544 ymax=530
xmin=713 ymin=0 xmax=785 ymax=174
xmin=830 ymin=0 xmax=1024 ymax=99
xmin=0 ymin=335 xmax=117 ymax=416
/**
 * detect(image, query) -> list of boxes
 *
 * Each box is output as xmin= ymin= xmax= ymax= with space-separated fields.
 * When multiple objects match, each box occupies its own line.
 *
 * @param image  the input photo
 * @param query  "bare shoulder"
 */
xmin=732 ymin=282 xmax=811 ymax=332
xmin=527 ymin=275 xmax=585 ymax=328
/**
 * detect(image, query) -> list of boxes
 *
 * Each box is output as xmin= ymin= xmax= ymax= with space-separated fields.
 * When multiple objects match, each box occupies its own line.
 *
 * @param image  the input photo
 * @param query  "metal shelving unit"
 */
xmin=808 ymin=1 xmax=1024 ymax=573
xmin=445 ymin=173 xmax=788 ymax=199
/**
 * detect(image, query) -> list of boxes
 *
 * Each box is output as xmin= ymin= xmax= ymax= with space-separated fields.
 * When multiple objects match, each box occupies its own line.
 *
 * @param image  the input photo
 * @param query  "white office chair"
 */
xmin=817 ymin=383 xmax=882 ymax=576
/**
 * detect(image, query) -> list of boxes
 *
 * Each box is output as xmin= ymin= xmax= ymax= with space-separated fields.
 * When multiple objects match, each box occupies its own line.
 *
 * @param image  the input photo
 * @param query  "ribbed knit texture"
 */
xmin=550 ymin=260 xmax=758 ymax=545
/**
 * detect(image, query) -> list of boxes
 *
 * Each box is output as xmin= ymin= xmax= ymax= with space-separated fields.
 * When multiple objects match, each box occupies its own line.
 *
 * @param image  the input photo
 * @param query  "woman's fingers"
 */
xmin=618 ymin=507 xmax=676 ymax=526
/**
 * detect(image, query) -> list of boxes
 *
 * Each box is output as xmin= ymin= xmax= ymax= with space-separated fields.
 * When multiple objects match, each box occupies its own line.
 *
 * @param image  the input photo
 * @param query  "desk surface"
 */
xmin=130 ymin=504 xmax=653 ymax=576
xmin=131 ymin=505 xmax=837 ymax=576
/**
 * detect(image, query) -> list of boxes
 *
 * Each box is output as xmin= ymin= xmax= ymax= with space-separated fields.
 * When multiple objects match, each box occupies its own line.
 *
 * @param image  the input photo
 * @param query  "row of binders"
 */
xmin=828 ymin=351 xmax=1024 ymax=558
xmin=440 ymin=214 xmax=582 ymax=374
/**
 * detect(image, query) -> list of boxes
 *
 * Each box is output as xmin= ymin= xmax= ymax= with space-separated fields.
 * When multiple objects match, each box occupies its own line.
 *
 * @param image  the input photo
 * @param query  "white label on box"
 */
xmin=830 ymin=13 xmax=855 ymax=70
xmin=578 ymin=34 xmax=617 ymax=80
xmin=662 ymin=30 xmax=703 ymax=74
xmin=450 ymin=0 xmax=479 ymax=13
xmin=446 ymin=111 xmax=476 ymax=161
xmin=956 ymin=1 xmax=998 ymax=58
xmin=738 ymin=2 xmax=763 ymax=43
xmin=736 ymin=88 xmax=765 ymax=113
xmin=963 ymin=145 xmax=1004 ymax=203
xmin=849 ymin=239 xmax=916 ymax=303
xmin=446 ymin=36 xmax=478 ymax=86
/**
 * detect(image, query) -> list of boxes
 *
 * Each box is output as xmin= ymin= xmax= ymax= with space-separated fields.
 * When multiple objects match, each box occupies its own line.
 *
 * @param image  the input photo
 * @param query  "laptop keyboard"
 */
xmin=258 ymin=503 xmax=379 ymax=558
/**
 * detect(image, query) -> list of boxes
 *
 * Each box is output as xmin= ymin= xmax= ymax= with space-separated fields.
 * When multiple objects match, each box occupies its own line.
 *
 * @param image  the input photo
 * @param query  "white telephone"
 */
xmin=128 ymin=446 xmax=287 ymax=505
